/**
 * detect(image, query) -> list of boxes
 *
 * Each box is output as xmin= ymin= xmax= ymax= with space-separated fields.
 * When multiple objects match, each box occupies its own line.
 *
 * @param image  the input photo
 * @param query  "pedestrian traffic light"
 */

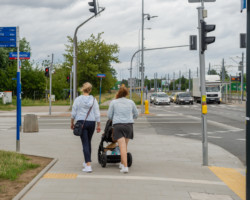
xmin=67 ymin=76 xmax=70 ymax=83
xmin=45 ymin=67 xmax=49 ymax=77
xmin=201 ymin=20 xmax=216 ymax=53
xmin=88 ymin=0 xmax=98 ymax=15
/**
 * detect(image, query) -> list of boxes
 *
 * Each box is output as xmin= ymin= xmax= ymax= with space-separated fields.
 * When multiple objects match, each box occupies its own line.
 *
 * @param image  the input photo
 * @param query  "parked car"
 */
xmin=153 ymin=93 xmax=170 ymax=105
xmin=150 ymin=93 xmax=157 ymax=103
xmin=176 ymin=93 xmax=194 ymax=105
xmin=169 ymin=92 xmax=176 ymax=102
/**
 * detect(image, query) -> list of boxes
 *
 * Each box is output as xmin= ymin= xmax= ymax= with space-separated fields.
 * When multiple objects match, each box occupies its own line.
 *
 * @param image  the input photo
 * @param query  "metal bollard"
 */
xmin=144 ymin=100 xmax=149 ymax=114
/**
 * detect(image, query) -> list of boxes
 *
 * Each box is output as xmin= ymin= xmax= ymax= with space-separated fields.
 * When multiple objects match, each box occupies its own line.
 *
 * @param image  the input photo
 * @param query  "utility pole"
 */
xmin=189 ymin=69 xmax=191 ymax=92
xmin=141 ymin=0 xmax=145 ymax=113
xmin=208 ymin=63 xmax=211 ymax=75
xmin=49 ymin=53 xmax=54 ymax=115
xmin=222 ymin=58 xmax=225 ymax=82
xmin=247 ymin=1 xmax=250 ymax=198
xmin=179 ymin=70 xmax=181 ymax=90
xmin=168 ymin=73 xmax=170 ymax=92
xmin=241 ymin=52 xmax=244 ymax=102
xmin=173 ymin=72 xmax=175 ymax=91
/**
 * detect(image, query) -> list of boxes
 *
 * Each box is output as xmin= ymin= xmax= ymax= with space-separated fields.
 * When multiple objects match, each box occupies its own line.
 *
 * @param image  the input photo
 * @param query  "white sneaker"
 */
xmin=82 ymin=166 xmax=92 ymax=173
xmin=119 ymin=163 xmax=124 ymax=169
xmin=120 ymin=166 xmax=129 ymax=173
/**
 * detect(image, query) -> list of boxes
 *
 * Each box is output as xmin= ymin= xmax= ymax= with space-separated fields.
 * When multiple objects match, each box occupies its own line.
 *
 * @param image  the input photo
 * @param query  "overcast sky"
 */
xmin=0 ymin=0 xmax=246 ymax=80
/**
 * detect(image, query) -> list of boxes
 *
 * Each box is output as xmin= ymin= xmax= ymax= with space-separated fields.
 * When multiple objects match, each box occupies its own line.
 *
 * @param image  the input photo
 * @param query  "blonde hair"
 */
xmin=81 ymin=82 xmax=92 ymax=94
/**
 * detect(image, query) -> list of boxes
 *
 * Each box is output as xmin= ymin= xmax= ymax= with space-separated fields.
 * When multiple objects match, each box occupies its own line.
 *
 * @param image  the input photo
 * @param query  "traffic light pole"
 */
xmin=73 ymin=7 xmax=105 ymax=102
xmin=49 ymin=53 xmax=54 ymax=115
xmin=198 ymin=4 xmax=208 ymax=166
xmin=246 ymin=1 xmax=250 ymax=198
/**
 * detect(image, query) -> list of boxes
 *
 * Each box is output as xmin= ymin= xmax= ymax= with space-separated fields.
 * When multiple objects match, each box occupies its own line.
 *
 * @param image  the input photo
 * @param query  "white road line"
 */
xmin=236 ymin=139 xmax=246 ymax=141
xmin=208 ymin=136 xmax=222 ymax=139
xmin=77 ymin=175 xmax=224 ymax=185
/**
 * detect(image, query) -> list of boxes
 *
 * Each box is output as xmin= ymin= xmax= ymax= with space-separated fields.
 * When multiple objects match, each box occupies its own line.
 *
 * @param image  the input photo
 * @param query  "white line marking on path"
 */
xmin=236 ymin=139 xmax=246 ymax=141
xmin=77 ymin=175 xmax=225 ymax=185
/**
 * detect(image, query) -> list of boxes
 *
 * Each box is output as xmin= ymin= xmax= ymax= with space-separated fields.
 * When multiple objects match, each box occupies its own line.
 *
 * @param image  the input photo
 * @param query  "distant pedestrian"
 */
xmin=108 ymin=86 xmax=138 ymax=173
xmin=71 ymin=82 xmax=101 ymax=173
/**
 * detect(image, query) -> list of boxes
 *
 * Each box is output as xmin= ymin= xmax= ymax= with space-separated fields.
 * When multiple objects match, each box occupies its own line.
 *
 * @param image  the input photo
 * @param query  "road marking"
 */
xmin=43 ymin=173 xmax=77 ymax=179
xmin=183 ymin=115 xmax=243 ymax=131
xmin=77 ymin=174 xmax=224 ymax=185
xmin=209 ymin=166 xmax=245 ymax=200
xmin=236 ymin=139 xmax=246 ymax=141
xmin=208 ymin=136 xmax=222 ymax=139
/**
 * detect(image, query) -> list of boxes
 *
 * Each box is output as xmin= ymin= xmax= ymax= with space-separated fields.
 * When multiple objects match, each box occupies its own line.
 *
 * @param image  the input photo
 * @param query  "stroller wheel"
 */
xmin=101 ymin=153 xmax=107 ymax=168
xmin=127 ymin=152 xmax=132 ymax=167
xmin=98 ymin=146 xmax=102 ymax=164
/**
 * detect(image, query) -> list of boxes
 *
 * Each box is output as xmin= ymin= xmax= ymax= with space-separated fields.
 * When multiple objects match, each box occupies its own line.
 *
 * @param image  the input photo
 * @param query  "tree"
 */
xmin=64 ymin=33 xmax=119 ymax=95
xmin=209 ymin=69 xmax=218 ymax=75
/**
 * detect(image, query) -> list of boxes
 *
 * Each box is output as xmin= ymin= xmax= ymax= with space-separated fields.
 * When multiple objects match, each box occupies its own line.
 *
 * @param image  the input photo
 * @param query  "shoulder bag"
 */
xmin=73 ymin=97 xmax=95 ymax=136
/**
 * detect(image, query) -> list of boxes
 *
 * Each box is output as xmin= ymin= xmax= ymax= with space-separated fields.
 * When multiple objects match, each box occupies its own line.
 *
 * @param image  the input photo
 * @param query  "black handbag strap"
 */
xmin=82 ymin=97 xmax=95 ymax=127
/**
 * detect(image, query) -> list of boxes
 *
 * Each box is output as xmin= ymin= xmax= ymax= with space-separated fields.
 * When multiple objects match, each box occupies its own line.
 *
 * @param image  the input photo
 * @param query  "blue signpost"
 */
xmin=0 ymin=26 xmax=20 ymax=152
xmin=97 ymin=74 xmax=106 ymax=105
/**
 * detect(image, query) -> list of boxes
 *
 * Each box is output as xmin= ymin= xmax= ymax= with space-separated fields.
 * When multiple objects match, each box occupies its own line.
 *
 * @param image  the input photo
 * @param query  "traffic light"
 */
xmin=88 ymin=0 xmax=98 ymax=15
xmin=67 ymin=76 xmax=70 ymax=83
xmin=201 ymin=20 xmax=216 ymax=53
xmin=45 ymin=67 xmax=49 ymax=77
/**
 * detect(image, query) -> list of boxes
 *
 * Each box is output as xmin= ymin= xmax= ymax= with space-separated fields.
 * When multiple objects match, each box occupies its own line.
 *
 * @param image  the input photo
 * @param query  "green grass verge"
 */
xmin=0 ymin=150 xmax=39 ymax=181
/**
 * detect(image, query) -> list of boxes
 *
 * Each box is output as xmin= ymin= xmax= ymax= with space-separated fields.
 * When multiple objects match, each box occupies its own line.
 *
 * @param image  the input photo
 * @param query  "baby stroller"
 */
xmin=98 ymin=119 xmax=132 ymax=168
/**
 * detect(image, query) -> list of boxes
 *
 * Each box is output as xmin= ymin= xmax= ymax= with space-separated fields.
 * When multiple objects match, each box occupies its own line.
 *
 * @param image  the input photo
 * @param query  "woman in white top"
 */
xmin=108 ymin=86 xmax=138 ymax=173
xmin=71 ymin=82 xmax=101 ymax=173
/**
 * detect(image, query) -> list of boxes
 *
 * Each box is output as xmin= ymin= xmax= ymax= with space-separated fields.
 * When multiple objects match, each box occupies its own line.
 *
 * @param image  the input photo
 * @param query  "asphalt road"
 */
xmin=148 ymin=102 xmax=246 ymax=165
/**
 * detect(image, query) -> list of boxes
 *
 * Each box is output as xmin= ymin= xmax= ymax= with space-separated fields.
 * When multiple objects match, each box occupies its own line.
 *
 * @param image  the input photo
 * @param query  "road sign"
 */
xmin=188 ymin=0 xmax=215 ymax=2
xmin=128 ymin=78 xmax=136 ymax=87
xmin=97 ymin=74 xmax=106 ymax=78
xmin=0 ymin=43 xmax=16 ymax=47
xmin=0 ymin=32 xmax=16 ymax=37
xmin=9 ymin=52 xmax=30 ymax=60
xmin=0 ymin=37 xmax=16 ymax=42
xmin=0 ymin=27 xmax=16 ymax=32
xmin=0 ymin=27 xmax=17 ymax=48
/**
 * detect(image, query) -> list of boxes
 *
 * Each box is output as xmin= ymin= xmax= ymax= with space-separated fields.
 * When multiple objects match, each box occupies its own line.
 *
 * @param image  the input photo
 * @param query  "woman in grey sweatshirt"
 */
xmin=108 ymin=86 xmax=138 ymax=173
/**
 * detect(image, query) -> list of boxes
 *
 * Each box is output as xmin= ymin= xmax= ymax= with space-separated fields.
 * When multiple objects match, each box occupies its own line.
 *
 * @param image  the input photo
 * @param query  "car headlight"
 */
xmin=155 ymin=98 xmax=159 ymax=101
xmin=180 ymin=99 xmax=184 ymax=101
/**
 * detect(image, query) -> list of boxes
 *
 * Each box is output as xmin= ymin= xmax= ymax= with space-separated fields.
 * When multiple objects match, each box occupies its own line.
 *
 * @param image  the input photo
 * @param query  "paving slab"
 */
xmin=0 ymin=112 xmax=245 ymax=200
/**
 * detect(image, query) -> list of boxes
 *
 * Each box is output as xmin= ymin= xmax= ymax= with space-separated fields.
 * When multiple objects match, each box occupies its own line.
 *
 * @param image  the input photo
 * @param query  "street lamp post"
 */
xmin=141 ymin=0 xmax=157 ymax=113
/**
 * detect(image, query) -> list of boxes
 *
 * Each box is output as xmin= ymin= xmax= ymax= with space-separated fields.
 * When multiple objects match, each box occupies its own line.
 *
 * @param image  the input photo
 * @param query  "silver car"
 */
xmin=150 ymin=93 xmax=157 ymax=103
xmin=153 ymin=93 xmax=170 ymax=105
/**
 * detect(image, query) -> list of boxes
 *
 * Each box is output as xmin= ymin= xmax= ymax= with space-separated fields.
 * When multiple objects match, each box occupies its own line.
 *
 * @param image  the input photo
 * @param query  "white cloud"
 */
xmin=0 ymin=0 xmax=246 ymax=80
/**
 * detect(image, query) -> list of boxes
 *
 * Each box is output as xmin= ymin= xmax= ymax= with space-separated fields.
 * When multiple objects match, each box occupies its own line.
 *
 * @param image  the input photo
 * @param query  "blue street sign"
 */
xmin=0 ymin=43 xmax=16 ymax=47
xmin=97 ymin=74 xmax=106 ymax=78
xmin=0 ymin=27 xmax=16 ymax=32
xmin=0 ymin=37 xmax=16 ymax=42
xmin=0 ymin=32 xmax=16 ymax=37
xmin=9 ymin=52 xmax=30 ymax=59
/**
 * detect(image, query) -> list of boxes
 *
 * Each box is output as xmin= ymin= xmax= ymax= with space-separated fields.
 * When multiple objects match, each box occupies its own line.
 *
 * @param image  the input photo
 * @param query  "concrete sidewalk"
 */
xmin=0 ymin=112 xmax=245 ymax=200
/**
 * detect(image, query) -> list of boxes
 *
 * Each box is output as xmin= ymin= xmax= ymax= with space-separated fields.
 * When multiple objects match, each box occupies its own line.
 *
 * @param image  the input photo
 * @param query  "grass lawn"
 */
xmin=0 ymin=91 xmax=141 ymax=111
xmin=0 ymin=150 xmax=52 ymax=200
xmin=0 ymin=150 xmax=39 ymax=181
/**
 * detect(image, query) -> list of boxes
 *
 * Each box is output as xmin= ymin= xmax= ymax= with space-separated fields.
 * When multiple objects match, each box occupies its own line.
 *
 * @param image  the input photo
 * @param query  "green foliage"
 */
xmin=0 ymin=150 xmax=39 ymax=181
xmin=64 ymin=33 xmax=119 ymax=95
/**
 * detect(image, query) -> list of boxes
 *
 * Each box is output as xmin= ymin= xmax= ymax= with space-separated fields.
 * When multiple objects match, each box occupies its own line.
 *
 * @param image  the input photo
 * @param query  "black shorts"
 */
xmin=113 ymin=123 xmax=133 ymax=140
